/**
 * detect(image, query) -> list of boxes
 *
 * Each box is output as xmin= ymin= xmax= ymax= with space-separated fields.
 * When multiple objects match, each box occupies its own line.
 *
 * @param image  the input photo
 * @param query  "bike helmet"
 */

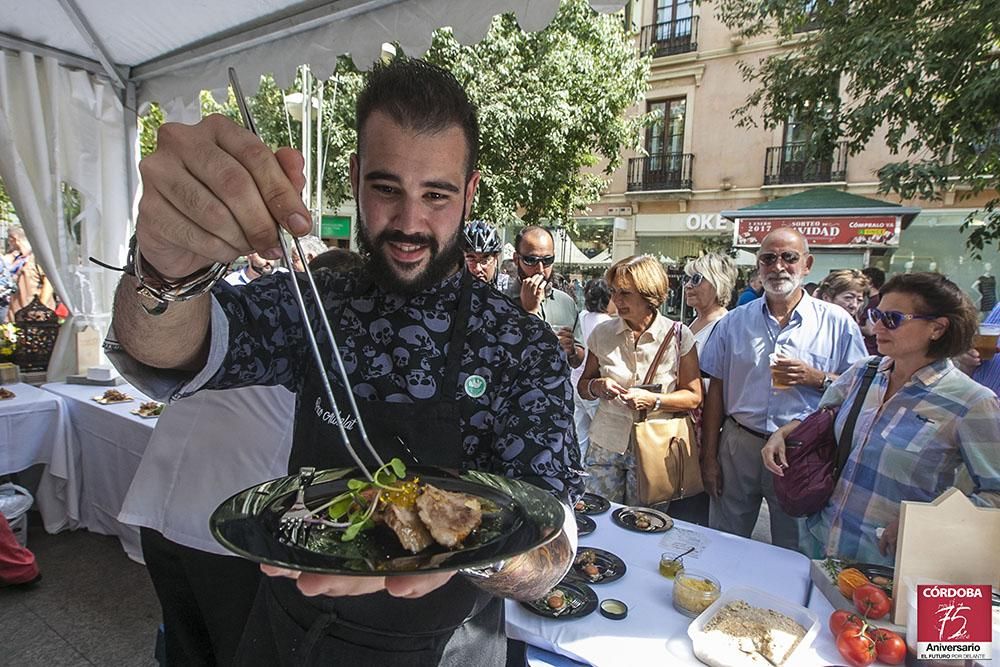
xmin=463 ymin=220 xmax=503 ymax=254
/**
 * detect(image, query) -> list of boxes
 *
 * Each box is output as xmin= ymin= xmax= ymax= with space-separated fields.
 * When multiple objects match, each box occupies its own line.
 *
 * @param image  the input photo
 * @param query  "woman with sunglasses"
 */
xmin=577 ymin=255 xmax=702 ymax=504
xmin=683 ymin=254 xmax=738 ymax=355
xmin=762 ymin=272 xmax=1000 ymax=565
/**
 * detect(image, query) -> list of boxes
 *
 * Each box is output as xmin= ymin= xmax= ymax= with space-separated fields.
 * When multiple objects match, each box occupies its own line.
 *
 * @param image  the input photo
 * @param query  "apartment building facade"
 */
xmin=577 ymin=0 xmax=997 ymax=313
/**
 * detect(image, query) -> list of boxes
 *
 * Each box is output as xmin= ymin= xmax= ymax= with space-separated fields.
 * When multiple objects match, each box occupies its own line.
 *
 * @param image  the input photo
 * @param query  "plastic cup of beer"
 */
xmin=769 ymin=350 xmax=790 ymax=389
xmin=974 ymin=324 xmax=1000 ymax=361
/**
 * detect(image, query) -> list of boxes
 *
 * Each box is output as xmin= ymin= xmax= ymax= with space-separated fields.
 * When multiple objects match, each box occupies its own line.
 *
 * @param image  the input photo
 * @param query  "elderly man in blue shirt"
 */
xmin=699 ymin=228 xmax=867 ymax=549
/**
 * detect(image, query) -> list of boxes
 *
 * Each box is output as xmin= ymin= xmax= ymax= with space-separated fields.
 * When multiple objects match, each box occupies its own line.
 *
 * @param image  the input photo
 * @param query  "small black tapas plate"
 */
xmin=611 ymin=506 xmax=673 ymax=534
xmin=573 ymin=492 xmax=611 ymax=515
xmin=575 ymin=513 xmax=596 ymax=537
xmin=520 ymin=580 xmax=599 ymax=620
xmin=568 ymin=547 xmax=626 ymax=585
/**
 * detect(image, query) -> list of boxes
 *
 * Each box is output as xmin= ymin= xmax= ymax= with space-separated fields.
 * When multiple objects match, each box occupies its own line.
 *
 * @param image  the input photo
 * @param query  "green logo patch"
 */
xmin=464 ymin=374 xmax=487 ymax=398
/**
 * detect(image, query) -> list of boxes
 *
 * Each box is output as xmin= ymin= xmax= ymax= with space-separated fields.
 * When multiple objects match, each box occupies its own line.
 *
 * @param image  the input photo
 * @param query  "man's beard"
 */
xmin=763 ymin=272 xmax=802 ymax=297
xmin=355 ymin=205 xmax=465 ymax=295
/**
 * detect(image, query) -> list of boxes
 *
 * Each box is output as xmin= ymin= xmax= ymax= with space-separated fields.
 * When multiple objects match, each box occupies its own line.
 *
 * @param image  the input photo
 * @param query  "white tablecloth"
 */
xmin=0 ymin=382 xmax=66 ymax=474
xmin=0 ymin=382 xmax=76 ymax=531
xmin=506 ymin=505 xmax=828 ymax=667
xmin=41 ymin=382 xmax=156 ymax=561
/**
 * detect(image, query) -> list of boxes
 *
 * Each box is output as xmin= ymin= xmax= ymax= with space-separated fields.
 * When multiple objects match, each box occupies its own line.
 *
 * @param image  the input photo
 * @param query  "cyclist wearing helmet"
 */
xmin=463 ymin=220 xmax=508 ymax=290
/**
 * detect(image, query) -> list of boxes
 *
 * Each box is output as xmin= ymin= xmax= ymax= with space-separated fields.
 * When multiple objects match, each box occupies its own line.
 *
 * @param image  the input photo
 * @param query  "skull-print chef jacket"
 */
xmin=104 ymin=265 xmax=583 ymax=665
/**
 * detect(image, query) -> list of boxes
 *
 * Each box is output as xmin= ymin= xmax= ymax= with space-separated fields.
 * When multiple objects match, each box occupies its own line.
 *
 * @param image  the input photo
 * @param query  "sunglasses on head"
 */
xmin=757 ymin=251 xmax=803 ymax=266
xmin=683 ymin=273 xmax=705 ymax=287
xmin=520 ymin=254 xmax=555 ymax=267
xmin=867 ymin=307 xmax=940 ymax=330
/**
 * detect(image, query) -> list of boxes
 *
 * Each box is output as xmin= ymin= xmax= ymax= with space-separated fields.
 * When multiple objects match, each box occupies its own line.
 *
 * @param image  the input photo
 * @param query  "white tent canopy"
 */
xmin=0 ymin=0 xmax=624 ymax=377
xmin=1 ymin=0 xmax=625 ymax=110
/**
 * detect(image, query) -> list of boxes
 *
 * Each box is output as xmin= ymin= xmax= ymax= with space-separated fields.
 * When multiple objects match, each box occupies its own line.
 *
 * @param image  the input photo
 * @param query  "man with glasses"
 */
xmin=699 ymin=228 xmax=866 ymax=549
xmin=506 ymin=225 xmax=584 ymax=368
xmin=462 ymin=220 xmax=508 ymax=291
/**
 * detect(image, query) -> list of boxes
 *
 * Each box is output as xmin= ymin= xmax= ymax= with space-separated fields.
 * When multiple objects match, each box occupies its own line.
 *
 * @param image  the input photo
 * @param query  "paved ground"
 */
xmin=0 ymin=516 xmax=159 ymax=667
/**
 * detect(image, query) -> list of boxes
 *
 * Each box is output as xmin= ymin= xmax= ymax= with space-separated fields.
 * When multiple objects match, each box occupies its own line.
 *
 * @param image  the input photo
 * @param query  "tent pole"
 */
xmin=55 ymin=0 xmax=127 ymax=92
xmin=315 ymin=79 xmax=324 ymax=226
xmin=124 ymin=81 xmax=139 ymax=236
xmin=0 ymin=32 xmax=104 ymax=78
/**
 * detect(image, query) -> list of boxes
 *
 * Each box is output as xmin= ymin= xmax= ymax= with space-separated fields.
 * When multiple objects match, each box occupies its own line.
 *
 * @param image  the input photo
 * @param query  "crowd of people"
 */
xmin=4 ymin=56 xmax=996 ymax=667
xmin=460 ymin=216 xmax=998 ymax=568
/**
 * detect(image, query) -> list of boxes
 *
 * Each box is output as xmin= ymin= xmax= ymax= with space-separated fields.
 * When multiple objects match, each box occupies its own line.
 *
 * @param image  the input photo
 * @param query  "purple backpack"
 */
xmin=773 ymin=359 xmax=880 ymax=517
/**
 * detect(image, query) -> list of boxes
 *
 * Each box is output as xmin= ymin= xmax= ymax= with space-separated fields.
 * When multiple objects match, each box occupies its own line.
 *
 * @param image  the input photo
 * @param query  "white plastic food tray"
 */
xmin=687 ymin=585 xmax=819 ymax=667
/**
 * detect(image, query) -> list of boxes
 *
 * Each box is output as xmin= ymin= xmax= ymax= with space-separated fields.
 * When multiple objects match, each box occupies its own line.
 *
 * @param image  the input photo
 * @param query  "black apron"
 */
xmin=236 ymin=272 xmax=507 ymax=667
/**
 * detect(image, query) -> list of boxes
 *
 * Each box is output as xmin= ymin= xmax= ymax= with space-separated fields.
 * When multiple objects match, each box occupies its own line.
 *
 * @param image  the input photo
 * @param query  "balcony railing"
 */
xmin=640 ymin=17 xmax=699 ymax=57
xmin=763 ymin=141 xmax=848 ymax=185
xmin=627 ymin=153 xmax=694 ymax=191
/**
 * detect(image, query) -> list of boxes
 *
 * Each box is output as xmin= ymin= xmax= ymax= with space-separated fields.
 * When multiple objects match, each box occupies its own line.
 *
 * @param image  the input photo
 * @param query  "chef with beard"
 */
xmin=698 ymin=228 xmax=866 ymax=549
xmin=505 ymin=225 xmax=584 ymax=369
xmin=103 ymin=58 xmax=580 ymax=666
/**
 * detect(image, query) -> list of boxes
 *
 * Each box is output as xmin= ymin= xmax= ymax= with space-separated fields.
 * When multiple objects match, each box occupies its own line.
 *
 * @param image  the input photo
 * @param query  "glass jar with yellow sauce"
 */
xmin=659 ymin=552 xmax=684 ymax=579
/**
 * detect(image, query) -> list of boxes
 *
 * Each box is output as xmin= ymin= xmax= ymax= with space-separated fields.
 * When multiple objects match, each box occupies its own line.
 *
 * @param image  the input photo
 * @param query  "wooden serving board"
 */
xmin=892 ymin=487 xmax=1000 ymax=627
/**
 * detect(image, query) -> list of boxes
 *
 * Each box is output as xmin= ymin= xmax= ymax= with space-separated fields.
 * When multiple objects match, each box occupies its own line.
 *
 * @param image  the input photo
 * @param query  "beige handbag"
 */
xmin=633 ymin=323 xmax=704 ymax=506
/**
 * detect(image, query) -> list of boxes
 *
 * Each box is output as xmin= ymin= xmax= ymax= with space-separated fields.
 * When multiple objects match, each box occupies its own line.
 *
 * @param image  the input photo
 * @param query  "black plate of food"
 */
xmin=576 ymin=513 xmax=596 ymax=537
xmin=573 ymin=492 xmax=611 ymax=515
xmin=846 ymin=562 xmax=894 ymax=596
xmin=611 ymin=506 xmax=673 ymax=533
xmin=568 ymin=547 xmax=626 ymax=585
xmin=210 ymin=465 xmax=565 ymax=576
xmin=519 ymin=579 xmax=599 ymax=620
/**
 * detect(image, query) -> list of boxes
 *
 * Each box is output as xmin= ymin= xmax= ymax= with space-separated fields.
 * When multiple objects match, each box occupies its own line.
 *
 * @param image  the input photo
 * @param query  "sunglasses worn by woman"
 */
xmin=867 ymin=307 xmax=940 ymax=330
xmin=682 ymin=273 xmax=705 ymax=287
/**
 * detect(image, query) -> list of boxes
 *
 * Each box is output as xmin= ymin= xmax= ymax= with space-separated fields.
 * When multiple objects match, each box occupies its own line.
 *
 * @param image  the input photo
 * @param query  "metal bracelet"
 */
xmin=126 ymin=235 xmax=231 ymax=314
xmin=459 ymin=559 xmax=506 ymax=580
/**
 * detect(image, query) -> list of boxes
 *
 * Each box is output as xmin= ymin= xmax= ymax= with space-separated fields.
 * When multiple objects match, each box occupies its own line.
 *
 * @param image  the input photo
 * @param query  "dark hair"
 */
xmin=356 ymin=58 xmax=479 ymax=176
xmin=584 ymin=278 xmax=612 ymax=313
xmin=513 ymin=225 xmax=554 ymax=255
xmin=862 ymin=266 xmax=886 ymax=289
xmin=309 ymin=248 xmax=366 ymax=273
xmin=880 ymin=272 xmax=978 ymax=359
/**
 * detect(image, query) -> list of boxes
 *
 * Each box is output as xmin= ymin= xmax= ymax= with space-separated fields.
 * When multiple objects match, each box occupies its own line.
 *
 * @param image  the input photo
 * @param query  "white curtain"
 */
xmin=0 ymin=51 xmax=133 ymax=379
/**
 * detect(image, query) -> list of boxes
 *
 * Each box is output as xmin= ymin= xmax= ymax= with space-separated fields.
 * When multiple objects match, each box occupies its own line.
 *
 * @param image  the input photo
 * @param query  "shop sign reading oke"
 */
xmin=684 ymin=214 xmax=729 ymax=231
xmin=733 ymin=215 xmax=902 ymax=248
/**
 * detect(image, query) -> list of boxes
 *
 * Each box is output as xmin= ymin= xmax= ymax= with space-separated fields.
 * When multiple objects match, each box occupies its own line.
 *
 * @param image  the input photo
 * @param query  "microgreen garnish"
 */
xmin=320 ymin=458 xmax=416 ymax=542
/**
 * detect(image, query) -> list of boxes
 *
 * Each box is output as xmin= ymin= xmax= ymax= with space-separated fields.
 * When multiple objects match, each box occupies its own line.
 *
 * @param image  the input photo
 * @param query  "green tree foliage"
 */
xmin=138 ymin=103 xmax=164 ymax=159
xmin=716 ymin=0 xmax=1000 ymax=256
xmin=134 ymin=0 xmax=650 ymax=229
xmin=0 ymin=178 xmax=14 ymax=225
xmin=138 ymin=63 xmax=363 ymax=211
xmin=427 ymin=0 xmax=651 ymax=226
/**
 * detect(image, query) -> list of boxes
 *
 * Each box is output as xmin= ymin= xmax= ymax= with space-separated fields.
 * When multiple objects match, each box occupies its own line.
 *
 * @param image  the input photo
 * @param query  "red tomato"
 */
xmin=837 ymin=627 xmax=876 ymax=667
xmin=829 ymin=610 xmax=866 ymax=637
xmin=872 ymin=629 xmax=907 ymax=665
xmin=853 ymin=583 xmax=891 ymax=619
